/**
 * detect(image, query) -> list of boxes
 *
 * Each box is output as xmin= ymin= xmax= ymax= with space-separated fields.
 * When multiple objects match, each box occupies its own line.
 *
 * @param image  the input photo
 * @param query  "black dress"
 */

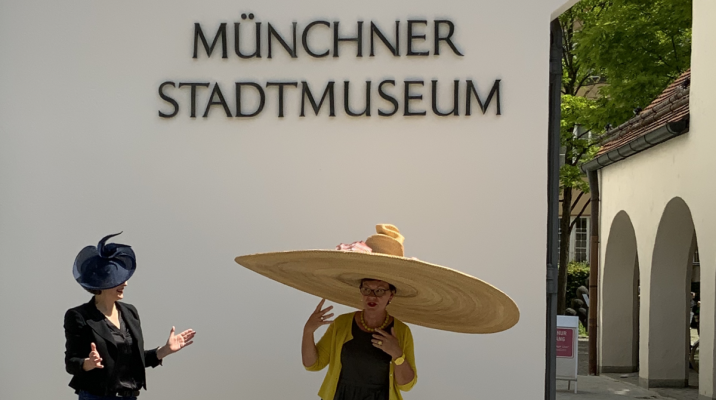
xmin=334 ymin=319 xmax=394 ymax=400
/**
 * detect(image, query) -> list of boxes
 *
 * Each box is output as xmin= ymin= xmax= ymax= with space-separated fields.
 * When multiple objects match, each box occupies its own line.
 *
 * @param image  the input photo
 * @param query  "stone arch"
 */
xmin=600 ymin=210 xmax=640 ymax=373
xmin=643 ymin=197 xmax=696 ymax=387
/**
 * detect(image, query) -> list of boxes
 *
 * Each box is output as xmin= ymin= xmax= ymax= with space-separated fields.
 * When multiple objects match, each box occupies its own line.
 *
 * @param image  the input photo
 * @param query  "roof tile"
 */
xmin=596 ymin=69 xmax=691 ymax=156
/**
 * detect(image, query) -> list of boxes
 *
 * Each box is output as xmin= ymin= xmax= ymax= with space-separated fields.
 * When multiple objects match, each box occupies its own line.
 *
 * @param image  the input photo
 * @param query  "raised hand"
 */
xmin=165 ymin=326 xmax=196 ymax=353
xmin=83 ymin=342 xmax=104 ymax=371
xmin=372 ymin=327 xmax=403 ymax=360
xmin=304 ymin=299 xmax=334 ymax=334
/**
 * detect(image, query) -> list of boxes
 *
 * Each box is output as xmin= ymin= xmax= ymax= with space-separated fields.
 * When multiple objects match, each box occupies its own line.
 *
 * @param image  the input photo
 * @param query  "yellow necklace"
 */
xmin=360 ymin=310 xmax=390 ymax=332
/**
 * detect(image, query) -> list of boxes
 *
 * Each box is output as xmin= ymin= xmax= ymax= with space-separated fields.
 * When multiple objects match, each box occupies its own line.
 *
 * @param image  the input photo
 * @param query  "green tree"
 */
xmin=557 ymin=0 xmax=605 ymax=315
xmin=556 ymin=0 xmax=692 ymax=315
xmin=576 ymin=0 xmax=692 ymax=127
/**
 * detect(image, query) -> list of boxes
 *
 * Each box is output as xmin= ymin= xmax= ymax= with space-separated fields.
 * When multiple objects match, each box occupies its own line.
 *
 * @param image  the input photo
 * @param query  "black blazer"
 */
xmin=64 ymin=299 xmax=161 ymax=395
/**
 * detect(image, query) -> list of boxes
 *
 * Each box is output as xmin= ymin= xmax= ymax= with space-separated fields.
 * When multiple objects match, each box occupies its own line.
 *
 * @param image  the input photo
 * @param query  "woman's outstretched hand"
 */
xmin=158 ymin=326 xmax=196 ymax=359
xmin=304 ymin=299 xmax=334 ymax=334
xmin=166 ymin=326 xmax=196 ymax=352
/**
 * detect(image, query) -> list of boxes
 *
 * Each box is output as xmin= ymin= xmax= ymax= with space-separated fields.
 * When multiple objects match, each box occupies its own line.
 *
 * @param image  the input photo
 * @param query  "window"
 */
xmin=573 ymin=217 xmax=589 ymax=262
xmin=557 ymin=216 xmax=590 ymax=264
xmin=693 ymin=248 xmax=700 ymax=266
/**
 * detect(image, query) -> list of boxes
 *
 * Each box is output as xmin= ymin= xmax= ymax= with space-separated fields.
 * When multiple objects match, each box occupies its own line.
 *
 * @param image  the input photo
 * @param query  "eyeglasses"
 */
xmin=360 ymin=286 xmax=391 ymax=297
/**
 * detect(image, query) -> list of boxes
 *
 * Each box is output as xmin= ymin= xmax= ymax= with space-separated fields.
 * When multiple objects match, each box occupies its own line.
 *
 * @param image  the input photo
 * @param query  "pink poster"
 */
xmin=556 ymin=328 xmax=574 ymax=358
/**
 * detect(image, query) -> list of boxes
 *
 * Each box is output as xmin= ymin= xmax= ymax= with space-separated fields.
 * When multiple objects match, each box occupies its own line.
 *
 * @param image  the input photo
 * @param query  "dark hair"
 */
xmin=85 ymin=288 xmax=102 ymax=295
xmin=360 ymin=278 xmax=396 ymax=293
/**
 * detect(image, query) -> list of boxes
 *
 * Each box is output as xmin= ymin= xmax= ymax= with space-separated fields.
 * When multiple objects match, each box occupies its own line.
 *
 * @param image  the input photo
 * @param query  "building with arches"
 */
xmin=582 ymin=2 xmax=716 ymax=398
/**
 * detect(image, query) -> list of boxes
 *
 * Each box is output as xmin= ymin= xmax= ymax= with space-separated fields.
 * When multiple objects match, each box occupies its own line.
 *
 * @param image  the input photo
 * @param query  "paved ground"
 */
xmin=555 ymin=338 xmax=700 ymax=400
xmin=602 ymin=372 xmax=699 ymax=400
xmin=557 ymin=375 xmax=671 ymax=400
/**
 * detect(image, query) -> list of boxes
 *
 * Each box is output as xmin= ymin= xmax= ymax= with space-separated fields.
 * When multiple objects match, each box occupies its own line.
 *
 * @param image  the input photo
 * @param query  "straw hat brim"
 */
xmin=235 ymin=250 xmax=520 ymax=334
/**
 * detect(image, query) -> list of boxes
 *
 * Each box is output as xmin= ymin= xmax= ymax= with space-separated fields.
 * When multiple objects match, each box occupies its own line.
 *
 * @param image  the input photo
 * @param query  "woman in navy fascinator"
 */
xmin=64 ymin=232 xmax=196 ymax=400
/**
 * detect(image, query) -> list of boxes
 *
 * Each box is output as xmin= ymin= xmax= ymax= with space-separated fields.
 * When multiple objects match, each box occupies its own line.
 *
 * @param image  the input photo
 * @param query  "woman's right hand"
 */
xmin=82 ymin=342 xmax=104 ymax=371
xmin=304 ymin=299 xmax=334 ymax=334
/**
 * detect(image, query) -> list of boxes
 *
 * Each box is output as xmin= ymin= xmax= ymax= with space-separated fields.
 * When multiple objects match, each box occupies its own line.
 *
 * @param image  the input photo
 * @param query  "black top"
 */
xmin=64 ymin=299 xmax=162 ymax=396
xmin=104 ymin=312 xmax=142 ymax=392
xmin=334 ymin=318 xmax=394 ymax=400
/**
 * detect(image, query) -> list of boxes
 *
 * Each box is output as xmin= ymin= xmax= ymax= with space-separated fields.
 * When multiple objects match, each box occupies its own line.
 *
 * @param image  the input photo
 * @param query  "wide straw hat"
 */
xmin=235 ymin=224 xmax=519 ymax=334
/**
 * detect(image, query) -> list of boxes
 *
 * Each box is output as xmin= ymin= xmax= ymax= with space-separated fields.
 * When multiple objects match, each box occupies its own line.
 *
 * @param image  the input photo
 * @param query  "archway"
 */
xmin=643 ymin=197 xmax=696 ymax=388
xmin=600 ymin=210 xmax=640 ymax=373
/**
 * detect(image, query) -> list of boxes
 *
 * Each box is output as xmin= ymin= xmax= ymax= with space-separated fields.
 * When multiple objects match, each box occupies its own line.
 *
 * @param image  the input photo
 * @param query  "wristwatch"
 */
xmin=394 ymin=354 xmax=405 ymax=366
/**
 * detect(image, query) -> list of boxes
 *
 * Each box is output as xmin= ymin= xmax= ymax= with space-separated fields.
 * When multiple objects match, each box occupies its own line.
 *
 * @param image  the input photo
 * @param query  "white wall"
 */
xmin=0 ymin=0 xmax=570 ymax=399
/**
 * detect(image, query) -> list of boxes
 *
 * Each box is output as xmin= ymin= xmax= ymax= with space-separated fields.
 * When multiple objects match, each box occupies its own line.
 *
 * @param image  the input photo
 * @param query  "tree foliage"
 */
xmin=555 ymin=0 xmax=692 ymax=314
xmin=560 ymin=95 xmax=600 ymax=192
xmin=575 ymin=0 xmax=692 ymax=128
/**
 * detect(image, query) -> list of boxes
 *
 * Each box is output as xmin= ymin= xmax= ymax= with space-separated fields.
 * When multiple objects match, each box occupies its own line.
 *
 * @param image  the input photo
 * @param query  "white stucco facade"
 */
xmin=0 ymin=1 xmax=575 ymax=399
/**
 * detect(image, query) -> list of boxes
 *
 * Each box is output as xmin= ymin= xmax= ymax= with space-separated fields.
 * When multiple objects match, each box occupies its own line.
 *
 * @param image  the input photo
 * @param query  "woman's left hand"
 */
xmin=166 ymin=326 xmax=196 ymax=353
xmin=372 ymin=328 xmax=403 ymax=360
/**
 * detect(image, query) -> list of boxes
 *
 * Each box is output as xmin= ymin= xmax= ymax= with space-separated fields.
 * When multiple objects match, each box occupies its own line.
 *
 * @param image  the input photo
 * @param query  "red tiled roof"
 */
xmin=597 ymin=69 xmax=690 ymax=156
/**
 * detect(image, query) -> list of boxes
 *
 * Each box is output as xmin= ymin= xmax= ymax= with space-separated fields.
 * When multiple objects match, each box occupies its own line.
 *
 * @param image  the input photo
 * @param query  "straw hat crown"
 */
xmin=365 ymin=224 xmax=404 ymax=257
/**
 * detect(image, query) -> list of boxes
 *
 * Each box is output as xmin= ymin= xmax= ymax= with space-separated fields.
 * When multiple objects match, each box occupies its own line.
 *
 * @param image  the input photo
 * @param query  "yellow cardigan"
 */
xmin=305 ymin=313 xmax=417 ymax=400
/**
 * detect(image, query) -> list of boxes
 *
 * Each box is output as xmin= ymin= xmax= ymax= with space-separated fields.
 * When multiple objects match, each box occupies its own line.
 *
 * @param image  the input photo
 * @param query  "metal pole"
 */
xmin=545 ymin=18 xmax=563 ymax=400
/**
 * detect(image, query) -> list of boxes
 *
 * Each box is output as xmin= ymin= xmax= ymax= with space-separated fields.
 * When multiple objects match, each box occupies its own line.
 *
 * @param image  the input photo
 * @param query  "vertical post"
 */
xmin=587 ymin=169 xmax=600 ymax=375
xmin=545 ymin=18 xmax=563 ymax=400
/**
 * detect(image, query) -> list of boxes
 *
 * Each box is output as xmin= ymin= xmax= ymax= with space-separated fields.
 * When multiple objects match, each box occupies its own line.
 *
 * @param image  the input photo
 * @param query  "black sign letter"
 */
xmin=404 ymin=80 xmax=426 ymax=116
xmin=333 ymin=21 xmax=363 ymax=58
xmin=301 ymin=81 xmax=336 ymax=117
xmin=466 ymin=79 xmax=501 ymax=115
xmin=370 ymin=21 xmax=400 ymax=57
xmin=268 ymin=23 xmax=298 ymax=58
xmin=193 ymin=23 xmax=228 ymax=58
xmin=158 ymin=81 xmax=179 ymax=118
xmin=234 ymin=22 xmax=262 ymax=58
xmin=432 ymin=80 xmax=460 ymax=116
xmin=236 ymin=82 xmax=266 ymax=117
xmin=407 ymin=20 xmax=429 ymax=56
xmin=302 ymin=21 xmax=330 ymax=58
xmin=344 ymin=81 xmax=371 ymax=117
xmin=178 ymin=82 xmax=211 ymax=118
xmin=266 ymin=82 xmax=298 ymax=118
xmin=434 ymin=20 xmax=464 ymax=56
xmin=378 ymin=80 xmax=399 ymax=117
xmin=203 ymin=83 xmax=232 ymax=118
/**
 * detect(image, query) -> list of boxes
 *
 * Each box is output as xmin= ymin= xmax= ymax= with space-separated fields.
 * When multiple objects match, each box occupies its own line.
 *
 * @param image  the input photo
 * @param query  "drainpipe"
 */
xmin=587 ymin=168 xmax=600 ymax=375
xmin=545 ymin=18 xmax=562 ymax=400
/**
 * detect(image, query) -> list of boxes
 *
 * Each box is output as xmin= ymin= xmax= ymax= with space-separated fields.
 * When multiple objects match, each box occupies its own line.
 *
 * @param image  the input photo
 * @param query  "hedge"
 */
xmin=567 ymin=261 xmax=590 ymax=307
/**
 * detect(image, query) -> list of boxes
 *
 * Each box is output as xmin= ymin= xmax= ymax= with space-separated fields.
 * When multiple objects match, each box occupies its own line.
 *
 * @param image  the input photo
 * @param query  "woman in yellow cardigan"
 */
xmin=235 ymin=224 xmax=519 ymax=399
xmin=302 ymin=279 xmax=416 ymax=400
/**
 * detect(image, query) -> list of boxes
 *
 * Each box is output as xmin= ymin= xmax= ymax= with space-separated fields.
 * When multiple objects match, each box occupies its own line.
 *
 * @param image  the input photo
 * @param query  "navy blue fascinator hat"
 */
xmin=73 ymin=232 xmax=136 ymax=291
